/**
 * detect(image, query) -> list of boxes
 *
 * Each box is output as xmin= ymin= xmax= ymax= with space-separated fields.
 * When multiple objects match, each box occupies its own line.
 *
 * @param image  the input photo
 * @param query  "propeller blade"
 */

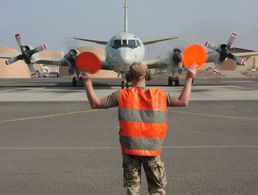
xmin=233 ymin=56 xmax=245 ymax=65
xmin=28 ymin=64 xmax=35 ymax=72
xmin=205 ymin=42 xmax=218 ymax=51
xmin=227 ymin=32 xmax=237 ymax=49
xmin=5 ymin=56 xmax=19 ymax=65
xmin=31 ymin=44 xmax=47 ymax=54
xmin=227 ymin=52 xmax=245 ymax=65
xmin=15 ymin=34 xmax=24 ymax=47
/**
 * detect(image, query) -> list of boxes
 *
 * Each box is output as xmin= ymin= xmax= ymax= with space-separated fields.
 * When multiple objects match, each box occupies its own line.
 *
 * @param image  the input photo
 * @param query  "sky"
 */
xmin=1 ymin=0 xmax=258 ymax=53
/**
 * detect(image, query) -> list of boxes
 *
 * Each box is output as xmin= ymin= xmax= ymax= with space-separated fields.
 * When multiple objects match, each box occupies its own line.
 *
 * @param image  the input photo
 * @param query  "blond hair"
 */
xmin=129 ymin=61 xmax=148 ymax=81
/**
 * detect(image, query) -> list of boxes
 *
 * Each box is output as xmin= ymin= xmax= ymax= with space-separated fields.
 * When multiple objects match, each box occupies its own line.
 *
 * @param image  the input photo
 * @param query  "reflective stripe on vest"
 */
xmin=118 ymin=87 xmax=168 ymax=156
xmin=119 ymin=108 xmax=167 ymax=123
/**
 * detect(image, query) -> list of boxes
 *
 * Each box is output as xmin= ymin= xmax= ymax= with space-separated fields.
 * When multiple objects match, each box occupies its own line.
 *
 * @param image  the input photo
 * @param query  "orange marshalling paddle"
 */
xmin=76 ymin=52 xmax=102 ymax=74
xmin=182 ymin=44 xmax=207 ymax=69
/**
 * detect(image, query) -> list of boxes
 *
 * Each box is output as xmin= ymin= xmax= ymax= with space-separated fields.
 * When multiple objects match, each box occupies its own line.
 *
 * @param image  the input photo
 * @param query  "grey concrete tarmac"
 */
xmin=0 ymin=78 xmax=258 ymax=194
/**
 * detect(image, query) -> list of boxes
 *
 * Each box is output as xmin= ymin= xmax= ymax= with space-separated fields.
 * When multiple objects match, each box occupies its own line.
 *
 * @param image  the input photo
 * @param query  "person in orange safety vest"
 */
xmin=81 ymin=61 xmax=196 ymax=195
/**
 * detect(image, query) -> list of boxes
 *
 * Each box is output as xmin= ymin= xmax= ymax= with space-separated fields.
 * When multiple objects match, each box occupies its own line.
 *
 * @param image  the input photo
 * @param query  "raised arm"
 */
xmin=81 ymin=72 xmax=105 ymax=109
xmin=173 ymin=67 xmax=197 ymax=107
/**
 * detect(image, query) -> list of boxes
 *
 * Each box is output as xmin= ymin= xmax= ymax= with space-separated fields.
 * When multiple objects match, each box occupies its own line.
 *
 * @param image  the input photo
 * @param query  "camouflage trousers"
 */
xmin=122 ymin=154 xmax=167 ymax=195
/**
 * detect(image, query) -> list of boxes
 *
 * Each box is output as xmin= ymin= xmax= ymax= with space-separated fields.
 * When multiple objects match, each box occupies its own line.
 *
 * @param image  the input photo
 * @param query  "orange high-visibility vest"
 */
xmin=118 ymin=87 xmax=168 ymax=156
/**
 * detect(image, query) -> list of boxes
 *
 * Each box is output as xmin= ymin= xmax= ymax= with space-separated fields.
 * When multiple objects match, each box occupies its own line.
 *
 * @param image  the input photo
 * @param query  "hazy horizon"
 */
xmin=1 ymin=0 xmax=258 ymax=52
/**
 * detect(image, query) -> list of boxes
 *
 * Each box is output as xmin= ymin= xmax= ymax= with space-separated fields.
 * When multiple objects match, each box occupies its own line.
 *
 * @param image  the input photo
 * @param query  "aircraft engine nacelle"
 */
xmin=159 ymin=48 xmax=183 ymax=76
xmin=171 ymin=48 xmax=182 ymax=65
xmin=63 ymin=49 xmax=78 ymax=74
xmin=168 ymin=48 xmax=183 ymax=71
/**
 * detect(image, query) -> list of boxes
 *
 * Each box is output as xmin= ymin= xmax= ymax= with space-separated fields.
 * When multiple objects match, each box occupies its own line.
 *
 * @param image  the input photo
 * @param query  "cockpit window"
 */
xmin=136 ymin=40 xmax=141 ymax=46
xmin=113 ymin=40 xmax=122 ymax=48
xmin=128 ymin=40 xmax=137 ymax=48
xmin=112 ymin=39 xmax=138 ymax=49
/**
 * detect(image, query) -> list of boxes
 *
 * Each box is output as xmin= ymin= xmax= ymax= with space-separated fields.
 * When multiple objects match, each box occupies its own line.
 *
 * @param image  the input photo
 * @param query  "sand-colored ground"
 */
xmin=0 ymin=46 xmax=30 ymax=78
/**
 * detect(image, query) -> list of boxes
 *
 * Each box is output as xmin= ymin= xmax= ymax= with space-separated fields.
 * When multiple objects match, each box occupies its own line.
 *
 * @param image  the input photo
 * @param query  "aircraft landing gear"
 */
xmin=72 ymin=77 xmax=78 ymax=87
xmin=121 ymin=81 xmax=129 ymax=88
xmin=175 ymin=76 xmax=179 ymax=86
xmin=168 ymin=76 xmax=180 ymax=86
xmin=72 ymin=77 xmax=83 ymax=87
xmin=79 ymin=77 xmax=83 ymax=86
xmin=168 ymin=77 xmax=173 ymax=86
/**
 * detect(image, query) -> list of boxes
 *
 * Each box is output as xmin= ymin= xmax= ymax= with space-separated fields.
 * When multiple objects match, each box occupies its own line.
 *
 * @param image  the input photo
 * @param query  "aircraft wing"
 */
xmin=233 ymin=52 xmax=258 ymax=58
xmin=73 ymin=37 xmax=108 ymax=45
xmin=0 ymin=55 xmax=12 ymax=59
xmin=143 ymin=36 xmax=178 ymax=45
xmin=35 ymin=57 xmax=112 ymax=71
xmin=144 ymin=60 xmax=168 ymax=69
xmin=33 ymin=58 xmax=69 ymax=66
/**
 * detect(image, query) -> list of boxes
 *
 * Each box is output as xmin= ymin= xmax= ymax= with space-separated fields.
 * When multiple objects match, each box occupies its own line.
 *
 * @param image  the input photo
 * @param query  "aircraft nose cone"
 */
xmin=121 ymin=56 xmax=134 ymax=65
xmin=120 ymin=50 xmax=135 ymax=66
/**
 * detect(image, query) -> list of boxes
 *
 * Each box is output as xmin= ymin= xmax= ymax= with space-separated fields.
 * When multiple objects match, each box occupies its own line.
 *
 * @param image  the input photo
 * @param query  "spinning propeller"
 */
xmin=62 ymin=37 xmax=102 ymax=74
xmin=205 ymin=32 xmax=245 ymax=65
xmin=5 ymin=34 xmax=47 ymax=65
xmin=154 ymin=37 xmax=193 ymax=75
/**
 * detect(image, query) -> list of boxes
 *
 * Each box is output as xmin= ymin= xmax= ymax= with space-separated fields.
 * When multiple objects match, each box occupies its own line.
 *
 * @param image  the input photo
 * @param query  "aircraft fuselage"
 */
xmin=105 ymin=32 xmax=145 ymax=74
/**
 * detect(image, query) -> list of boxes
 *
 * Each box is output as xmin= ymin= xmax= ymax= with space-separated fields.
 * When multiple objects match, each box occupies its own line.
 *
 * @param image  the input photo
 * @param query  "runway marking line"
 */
xmin=0 ymin=109 xmax=99 ymax=124
xmin=170 ymin=110 xmax=258 ymax=121
xmin=0 ymin=145 xmax=257 ymax=150
xmin=0 ymin=109 xmax=257 ymax=124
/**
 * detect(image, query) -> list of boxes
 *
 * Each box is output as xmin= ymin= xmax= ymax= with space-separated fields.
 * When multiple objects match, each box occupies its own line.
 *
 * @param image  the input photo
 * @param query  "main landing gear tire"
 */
xmin=121 ymin=81 xmax=125 ymax=88
xmin=121 ymin=81 xmax=129 ymax=88
xmin=72 ymin=77 xmax=78 ymax=87
xmin=72 ymin=77 xmax=83 ymax=87
xmin=168 ymin=77 xmax=180 ymax=86
xmin=175 ymin=77 xmax=179 ymax=86
xmin=168 ymin=77 xmax=173 ymax=86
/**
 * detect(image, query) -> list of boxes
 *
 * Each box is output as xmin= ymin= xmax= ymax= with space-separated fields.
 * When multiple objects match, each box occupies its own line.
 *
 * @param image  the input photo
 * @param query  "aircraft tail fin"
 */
xmin=124 ymin=0 xmax=128 ymax=32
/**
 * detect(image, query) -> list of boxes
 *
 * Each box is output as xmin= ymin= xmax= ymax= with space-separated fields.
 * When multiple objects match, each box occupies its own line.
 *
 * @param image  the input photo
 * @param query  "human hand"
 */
xmin=186 ymin=64 xmax=197 ymax=78
xmin=80 ymin=71 xmax=91 ymax=81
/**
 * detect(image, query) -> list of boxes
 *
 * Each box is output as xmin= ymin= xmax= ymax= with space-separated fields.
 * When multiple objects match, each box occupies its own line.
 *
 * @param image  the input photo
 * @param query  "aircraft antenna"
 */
xmin=124 ymin=0 xmax=128 ymax=32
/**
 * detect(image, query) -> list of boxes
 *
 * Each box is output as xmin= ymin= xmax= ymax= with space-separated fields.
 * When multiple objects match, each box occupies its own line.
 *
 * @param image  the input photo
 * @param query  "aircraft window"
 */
xmin=112 ymin=39 xmax=138 ymax=49
xmin=112 ymin=40 xmax=122 ymax=49
xmin=128 ymin=40 xmax=137 ymax=48
xmin=137 ymin=40 xmax=141 ymax=46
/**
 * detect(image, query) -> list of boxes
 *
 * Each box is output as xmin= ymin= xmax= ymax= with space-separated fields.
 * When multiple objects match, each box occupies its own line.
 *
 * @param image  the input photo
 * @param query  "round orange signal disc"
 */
xmin=182 ymin=44 xmax=207 ymax=69
xmin=76 ymin=52 xmax=102 ymax=74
